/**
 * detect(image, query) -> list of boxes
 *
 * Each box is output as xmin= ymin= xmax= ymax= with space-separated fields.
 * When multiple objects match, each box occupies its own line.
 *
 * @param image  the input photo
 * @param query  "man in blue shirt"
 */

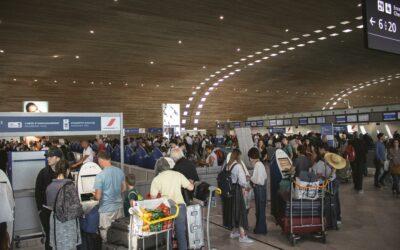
xmin=94 ymin=151 xmax=126 ymax=242
xmin=374 ymin=133 xmax=386 ymax=188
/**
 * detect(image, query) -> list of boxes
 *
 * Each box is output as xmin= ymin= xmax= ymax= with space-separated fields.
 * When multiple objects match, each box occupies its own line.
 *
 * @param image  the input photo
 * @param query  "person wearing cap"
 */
xmin=94 ymin=151 xmax=126 ymax=242
xmin=150 ymin=157 xmax=194 ymax=250
xmin=35 ymin=147 xmax=63 ymax=250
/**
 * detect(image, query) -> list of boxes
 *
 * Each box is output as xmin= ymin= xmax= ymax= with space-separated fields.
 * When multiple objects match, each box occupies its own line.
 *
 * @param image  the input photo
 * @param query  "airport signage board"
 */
xmin=308 ymin=117 xmax=316 ymax=124
xmin=269 ymin=120 xmax=277 ymax=126
xmin=363 ymin=0 xmax=400 ymax=54
xmin=347 ymin=115 xmax=358 ymax=123
xmin=125 ymin=128 xmax=140 ymax=134
xmin=336 ymin=115 xmax=347 ymax=123
xmin=321 ymin=124 xmax=335 ymax=147
xmin=316 ymin=117 xmax=326 ymax=124
xmin=232 ymin=122 xmax=242 ymax=128
xmin=244 ymin=121 xmax=252 ymax=127
xmin=298 ymin=117 xmax=308 ymax=125
xmin=284 ymin=119 xmax=292 ymax=126
xmin=0 ymin=116 xmax=102 ymax=133
xmin=148 ymin=128 xmax=163 ymax=134
xmin=358 ymin=113 xmax=370 ymax=122
xmin=383 ymin=111 xmax=397 ymax=120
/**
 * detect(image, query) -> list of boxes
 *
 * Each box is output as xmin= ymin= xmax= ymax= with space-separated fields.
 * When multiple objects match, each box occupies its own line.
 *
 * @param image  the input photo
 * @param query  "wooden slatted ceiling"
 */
xmin=0 ymin=0 xmax=399 ymax=130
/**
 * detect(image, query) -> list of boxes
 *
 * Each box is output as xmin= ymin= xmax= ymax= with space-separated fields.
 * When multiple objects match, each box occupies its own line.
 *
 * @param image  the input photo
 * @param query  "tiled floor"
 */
xmin=16 ymin=176 xmax=400 ymax=250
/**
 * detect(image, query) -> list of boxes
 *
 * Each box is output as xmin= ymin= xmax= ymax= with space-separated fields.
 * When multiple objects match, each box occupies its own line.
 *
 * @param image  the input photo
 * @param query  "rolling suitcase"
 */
xmin=324 ymin=193 xmax=338 ymax=230
xmin=279 ymin=216 xmax=322 ymax=234
xmin=186 ymin=204 xmax=205 ymax=249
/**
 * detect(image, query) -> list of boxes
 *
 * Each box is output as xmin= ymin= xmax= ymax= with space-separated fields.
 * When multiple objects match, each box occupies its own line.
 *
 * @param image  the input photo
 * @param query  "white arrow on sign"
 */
xmin=370 ymin=17 xmax=376 ymax=26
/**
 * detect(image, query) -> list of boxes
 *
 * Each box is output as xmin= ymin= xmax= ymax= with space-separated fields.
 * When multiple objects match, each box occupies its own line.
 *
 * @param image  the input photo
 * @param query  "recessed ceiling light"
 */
xmin=314 ymin=29 xmax=323 ymax=33
xmin=213 ymin=82 xmax=219 ymax=86
xmin=340 ymin=21 xmax=350 ymax=25
xmin=279 ymin=50 xmax=286 ymax=54
xmin=247 ymin=55 xmax=254 ymax=58
xmin=247 ymin=63 xmax=254 ymax=66
xmin=236 ymin=48 xmax=241 ymax=52
xmin=210 ymin=74 xmax=215 ymax=77
xmin=198 ymin=104 xmax=203 ymax=109
xmin=221 ymin=68 xmax=227 ymax=71
xmin=291 ymin=37 xmax=300 ymax=41
xmin=262 ymin=56 xmax=269 ymax=60
xmin=318 ymin=36 xmax=327 ymax=40
xmin=342 ymin=29 xmax=352 ymax=33
xmin=0 ymin=49 xmax=4 ymax=53
xmin=272 ymin=44 xmax=279 ymax=48
xmin=53 ymin=55 xmax=59 ymax=58
xmin=178 ymin=40 xmax=182 ymax=44
xmin=357 ymin=3 xmax=362 ymax=7
xmin=270 ymin=53 xmax=278 ymax=57
xmin=75 ymin=55 xmax=80 ymax=59
xmin=240 ymin=58 xmax=247 ymax=61
xmin=356 ymin=24 xmax=363 ymax=29
xmin=53 ymin=80 xmax=57 ymax=83
xmin=192 ymin=91 xmax=196 ymax=95
xmin=202 ymin=65 xmax=206 ymax=69
xmin=186 ymin=104 xmax=190 ymax=108
xmin=285 ymin=29 xmax=289 ymax=32
xmin=188 ymin=97 xmax=193 ymax=101
xmin=287 ymin=47 xmax=295 ymax=50
xmin=219 ymin=15 xmax=224 ymax=20
xmin=150 ymin=61 xmax=154 ymax=64
xmin=156 ymin=84 xmax=159 ymax=87
xmin=181 ymin=119 xmax=186 ymax=124
xmin=91 ymin=81 xmax=94 ymax=85
xmin=297 ymin=43 xmax=305 ymax=47
xmin=255 ymin=59 xmax=262 ymax=63
xmin=330 ymin=33 xmax=339 ymax=37
xmin=13 ymin=78 xmax=17 ymax=81
xmin=183 ymin=111 xmax=188 ymax=116
xmin=255 ymin=51 xmax=262 ymax=54
xmin=89 ymin=30 xmax=94 ymax=34
xmin=355 ymin=16 xmax=363 ymax=20
xmin=227 ymin=64 xmax=233 ymax=67
xmin=34 ymin=79 xmax=38 ymax=82
xmin=302 ymin=34 xmax=311 ymax=37
xmin=263 ymin=48 xmax=270 ymax=51
xmin=125 ymin=83 xmax=128 ymax=86
xmin=141 ymin=83 xmax=144 ymax=87
xmin=201 ymin=97 xmax=206 ymax=102
xmin=195 ymin=86 xmax=201 ymax=90
xmin=329 ymin=107 xmax=334 ymax=110
xmin=281 ymin=41 xmax=289 ymax=44
xmin=194 ymin=119 xmax=199 ymax=124
xmin=205 ymin=92 xmax=210 ymax=96
xmin=108 ymin=82 xmax=112 ymax=85
xmin=326 ymin=25 xmax=336 ymax=29
xmin=73 ymin=80 xmax=76 ymax=83
xmin=307 ymin=40 xmax=315 ymax=44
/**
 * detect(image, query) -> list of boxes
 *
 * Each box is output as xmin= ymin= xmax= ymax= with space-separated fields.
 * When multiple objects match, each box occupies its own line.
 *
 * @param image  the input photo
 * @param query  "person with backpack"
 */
xmin=220 ymin=148 xmax=253 ymax=244
xmin=248 ymin=147 xmax=268 ymax=235
xmin=46 ymin=159 xmax=83 ymax=249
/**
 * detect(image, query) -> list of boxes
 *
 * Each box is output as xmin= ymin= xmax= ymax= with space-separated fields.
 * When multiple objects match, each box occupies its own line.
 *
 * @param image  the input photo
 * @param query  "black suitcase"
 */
xmin=324 ymin=194 xmax=338 ymax=230
xmin=107 ymin=217 xmax=169 ymax=249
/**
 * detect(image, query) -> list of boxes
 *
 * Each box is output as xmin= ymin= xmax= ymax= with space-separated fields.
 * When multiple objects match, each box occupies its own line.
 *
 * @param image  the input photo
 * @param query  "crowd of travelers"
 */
xmin=1 ymin=129 xmax=400 ymax=249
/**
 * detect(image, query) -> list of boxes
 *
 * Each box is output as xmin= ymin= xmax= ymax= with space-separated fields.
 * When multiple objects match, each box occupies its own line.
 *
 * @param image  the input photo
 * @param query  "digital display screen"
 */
xmin=284 ymin=119 xmax=292 ymax=126
xmin=316 ymin=117 xmax=326 ymax=124
xmin=363 ymin=0 xmax=400 ymax=54
xmin=358 ymin=114 xmax=370 ymax=122
xmin=347 ymin=115 xmax=358 ymax=123
xmin=383 ymin=112 xmax=397 ymax=121
xmin=23 ymin=101 xmax=48 ymax=113
xmin=269 ymin=120 xmax=277 ymax=126
xmin=308 ymin=117 xmax=316 ymax=124
xmin=276 ymin=119 xmax=284 ymax=126
xmin=336 ymin=115 xmax=346 ymax=123
xmin=299 ymin=117 xmax=308 ymax=125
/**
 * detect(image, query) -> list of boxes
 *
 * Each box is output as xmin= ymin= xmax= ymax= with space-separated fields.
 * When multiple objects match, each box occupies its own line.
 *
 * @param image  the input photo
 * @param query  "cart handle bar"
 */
xmin=140 ymin=204 xmax=180 ymax=225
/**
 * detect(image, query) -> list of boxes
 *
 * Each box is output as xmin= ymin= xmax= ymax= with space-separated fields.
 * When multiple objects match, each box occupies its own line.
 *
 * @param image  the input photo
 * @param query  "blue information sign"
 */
xmin=244 ymin=121 xmax=252 ymax=127
xmin=383 ymin=112 xmax=397 ymax=121
xmin=148 ymin=128 xmax=163 ymax=134
xmin=125 ymin=128 xmax=140 ymax=134
xmin=270 ymin=127 xmax=286 ymax=134
xmin=298 ymin=117 xmax=308 ymax=125
xmin=321 ymin=124 xmax=334 ymax=147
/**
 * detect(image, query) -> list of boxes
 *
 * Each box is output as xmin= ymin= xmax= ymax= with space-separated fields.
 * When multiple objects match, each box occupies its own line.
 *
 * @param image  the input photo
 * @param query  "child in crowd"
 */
xmin=124 ymin=174 xmax=143 ymax=217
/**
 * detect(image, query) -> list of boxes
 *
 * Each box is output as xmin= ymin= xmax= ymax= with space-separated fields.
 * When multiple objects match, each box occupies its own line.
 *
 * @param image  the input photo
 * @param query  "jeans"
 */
xmin=39 ymin=208 xmax=52 ymax=250
xmin=253 ymin=185 xmax=267 ymax=234
xmin=392 ymin=175 xmax=400 ymax=194
xmin=174 ymin=204 xmax=188 ymax=250
xmin=374 ymin=160 xmax=383 ymax=186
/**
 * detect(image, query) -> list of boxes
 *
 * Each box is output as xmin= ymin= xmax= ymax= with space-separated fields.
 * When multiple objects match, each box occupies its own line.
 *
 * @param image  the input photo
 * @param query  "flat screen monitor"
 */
xmin=336 ymin=115 xmax=346 ymax=123
xmin=347 ymin=115 xmax=358 ymax=123
xmin=276 ymin=119 xmax=284 ymax=126
xmin=80 ymin=175 xmax=97 ymax=194
xmin=363 ymin=0 xmax=400 ymax=54
xmin=316 ymin=117 xmax=326 ymax=124
xmin=358 ymin=114 xmax=370 ymax=122
xmin=383 ymin=112 xmax=397 ymax=121
xmin=284 ymin=119 xmax=292 ymax=126
xmin=308 ymin=117 xmax=316 ymax=124
xmin=298 ymin=118 xmax=308 ymax=125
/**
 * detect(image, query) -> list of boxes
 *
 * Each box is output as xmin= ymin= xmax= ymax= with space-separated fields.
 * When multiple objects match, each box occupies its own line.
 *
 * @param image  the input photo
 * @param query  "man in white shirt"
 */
xmin=71 ymin=140 xmax=94 ymax=170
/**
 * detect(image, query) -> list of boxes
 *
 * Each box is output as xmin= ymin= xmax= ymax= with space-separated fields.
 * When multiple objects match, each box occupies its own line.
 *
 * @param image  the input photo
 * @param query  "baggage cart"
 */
xmin=128 ymin=198 xmax=179 ymax=250
xmin=282 ymin=178 xmax=329 ymax=246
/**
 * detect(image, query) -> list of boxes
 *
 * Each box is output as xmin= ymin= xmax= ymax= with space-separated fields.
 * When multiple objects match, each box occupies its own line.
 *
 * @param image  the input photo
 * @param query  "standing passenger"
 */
xmin=248 ymin=148 xmax=268 ymax=235
xmin=94 ymin=152 xmax=125 ymax=242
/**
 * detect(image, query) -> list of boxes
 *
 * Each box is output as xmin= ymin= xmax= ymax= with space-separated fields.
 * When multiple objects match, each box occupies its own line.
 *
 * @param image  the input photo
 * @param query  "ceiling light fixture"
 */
xmin=326 ymin=25 xmax=336 ymax=29
xmin=219 ymin=15 xmax=224 ymax=20
xmin=342 ymin=29 xmax=352 ymax=33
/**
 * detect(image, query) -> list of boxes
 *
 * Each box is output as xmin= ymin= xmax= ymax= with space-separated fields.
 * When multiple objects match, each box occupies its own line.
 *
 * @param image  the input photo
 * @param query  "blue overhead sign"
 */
xmin=321 ymin=124 xmax=335 ymax=147
xmin=0 ymin=116 xmax=101 ymax=133
xmin=125 ymin=128 xmax=140 ymax=134
xmin=383 ymin=112 xmax=397 ymax=121
xmin=148 ymin=128 xmax=163 ymax=134
xmin=298 ymin=117 xmax=308 ymax=125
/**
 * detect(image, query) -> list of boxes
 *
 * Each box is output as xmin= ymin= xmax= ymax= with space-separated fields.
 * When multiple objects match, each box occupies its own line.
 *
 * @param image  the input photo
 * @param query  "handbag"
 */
xmin=293 ymin=177 xmax=320 ymax=200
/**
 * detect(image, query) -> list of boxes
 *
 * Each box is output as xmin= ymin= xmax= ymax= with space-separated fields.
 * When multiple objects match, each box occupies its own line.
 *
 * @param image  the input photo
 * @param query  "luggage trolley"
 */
xmin=286 ymin=178 xmax=329 ymax=246
xmin=128 ymin=198 xmax=179 ymax=250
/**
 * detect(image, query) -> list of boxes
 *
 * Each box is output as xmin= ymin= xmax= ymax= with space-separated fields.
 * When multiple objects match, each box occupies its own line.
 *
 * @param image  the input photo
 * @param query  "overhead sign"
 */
xmin=232 ymin=122 xmax=241 ymax=128
xmin=298 ymin=117 xmax=308 ymax=125
xmin=316 ymin=117 xmax=326 ymax=124
xmin=383 ymin=111 xmax=397 ymax=120
xmin=0 ymin=113 xmax=123 ymax=135
xmin=101 ymin=116 xmax=121 ymax=131
xmin=363 ymin=0 xmax=400 ymax=54
xmin=125 ymin=128 xmax=140 ymax=134
xmin=321 ymin=124 xmax=335 ymax=147
xmin=336 ymin=115 xmax=346 ymax=123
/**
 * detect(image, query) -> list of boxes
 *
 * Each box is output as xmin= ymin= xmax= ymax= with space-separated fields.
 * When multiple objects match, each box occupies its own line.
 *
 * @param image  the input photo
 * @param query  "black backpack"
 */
xmin=217 ymin=164 xmax=237 ymax=198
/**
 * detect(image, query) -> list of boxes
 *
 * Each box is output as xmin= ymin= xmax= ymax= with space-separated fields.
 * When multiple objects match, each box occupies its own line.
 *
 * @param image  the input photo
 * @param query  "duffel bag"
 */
xmin=292 ymin=178 xmax=320 ymax=200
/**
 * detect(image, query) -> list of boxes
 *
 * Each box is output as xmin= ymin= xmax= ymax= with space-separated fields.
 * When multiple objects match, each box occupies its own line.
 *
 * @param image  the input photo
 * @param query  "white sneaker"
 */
xmin=230 ymin=232 xmax=240 ymax=239
xmin=239 ymin=236 xmax=254 ymax=243
xmin=337 ymin=220 xmax=342 ymax=225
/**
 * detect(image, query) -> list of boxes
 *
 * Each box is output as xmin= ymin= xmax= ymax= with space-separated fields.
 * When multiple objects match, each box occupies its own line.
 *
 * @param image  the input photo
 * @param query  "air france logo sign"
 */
xmin=101 ymin=117 xmax=121 ymax=131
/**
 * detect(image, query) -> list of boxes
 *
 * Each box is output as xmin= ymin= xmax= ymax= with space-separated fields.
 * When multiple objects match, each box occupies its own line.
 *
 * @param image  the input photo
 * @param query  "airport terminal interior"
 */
xmin=0 ymin=0 xmax=400 ymax=250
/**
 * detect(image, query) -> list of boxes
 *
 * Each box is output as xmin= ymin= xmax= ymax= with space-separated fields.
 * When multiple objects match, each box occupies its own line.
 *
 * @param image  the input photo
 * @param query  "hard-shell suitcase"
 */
xmin=186 ymin=204 xmax=205 ymax=249
xmin=107 ymin=217 xmax=168 ymax=249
